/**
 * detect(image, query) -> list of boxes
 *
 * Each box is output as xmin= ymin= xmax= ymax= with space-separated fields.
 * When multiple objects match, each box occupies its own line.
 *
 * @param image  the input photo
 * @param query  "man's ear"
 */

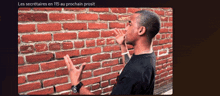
xmin=138 ymin=26 xmax=147 ymax=36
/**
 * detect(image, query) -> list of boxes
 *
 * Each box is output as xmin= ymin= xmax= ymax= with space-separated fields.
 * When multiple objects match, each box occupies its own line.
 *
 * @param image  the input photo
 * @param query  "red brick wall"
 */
xmin=18 ymin=7 xmax=173 ymax=95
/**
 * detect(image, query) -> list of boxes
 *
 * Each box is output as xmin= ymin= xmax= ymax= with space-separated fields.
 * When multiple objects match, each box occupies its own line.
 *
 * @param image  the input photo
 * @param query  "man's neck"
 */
xmin=133 ymin=39 xmax=153 ymax=55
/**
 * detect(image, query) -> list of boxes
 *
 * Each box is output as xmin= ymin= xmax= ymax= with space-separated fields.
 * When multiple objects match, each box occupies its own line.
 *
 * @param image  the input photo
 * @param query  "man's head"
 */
xmin=125 ymin=10 xmax=160 ymax=45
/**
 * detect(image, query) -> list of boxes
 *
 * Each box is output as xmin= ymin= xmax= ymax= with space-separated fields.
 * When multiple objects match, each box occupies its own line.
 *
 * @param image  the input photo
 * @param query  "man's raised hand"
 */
xmin=64 ymin=55 xmax=86 ymax=85
xmin=114 ymin=28 xmax=125 ymax=45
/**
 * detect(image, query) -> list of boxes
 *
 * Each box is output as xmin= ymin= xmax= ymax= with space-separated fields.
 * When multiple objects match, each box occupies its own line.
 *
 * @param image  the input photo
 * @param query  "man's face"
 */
xmin=125 ymin=13 xmax=140 ymax=45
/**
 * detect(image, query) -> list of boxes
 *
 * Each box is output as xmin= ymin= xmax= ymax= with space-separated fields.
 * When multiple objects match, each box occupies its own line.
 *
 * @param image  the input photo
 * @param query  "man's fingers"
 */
xmin=114 ymin=29 xmax=119 ymax=36
xmin=79 ymin=62 xmax=86 ymax=71
xmin=64 ymin=56 xmax=70 ymax=71
xmin=66 ymin=55 xmax=76 ymax=70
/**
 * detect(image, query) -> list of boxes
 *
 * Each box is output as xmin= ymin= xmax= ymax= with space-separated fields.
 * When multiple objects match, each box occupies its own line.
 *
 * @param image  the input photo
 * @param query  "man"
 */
xmin=64 ymin=10 xmax=160 ymax=95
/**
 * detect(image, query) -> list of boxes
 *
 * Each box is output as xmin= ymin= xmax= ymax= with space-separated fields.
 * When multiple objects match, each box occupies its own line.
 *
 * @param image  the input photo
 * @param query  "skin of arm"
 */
xmin=121 ymin=43 xmax=131 ymax=64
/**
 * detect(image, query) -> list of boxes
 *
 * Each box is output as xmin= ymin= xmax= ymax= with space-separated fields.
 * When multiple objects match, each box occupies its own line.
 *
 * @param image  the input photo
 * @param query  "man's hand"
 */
xmin=114 ymin=28 xmax=126 ymax=45
xmin=64 ymin=55 xmax=86 ymax=85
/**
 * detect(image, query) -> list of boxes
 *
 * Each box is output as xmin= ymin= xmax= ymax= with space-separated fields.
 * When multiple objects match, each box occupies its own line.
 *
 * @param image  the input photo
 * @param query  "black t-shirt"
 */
xmin=110 ymin=52 xmax=156 ymax=95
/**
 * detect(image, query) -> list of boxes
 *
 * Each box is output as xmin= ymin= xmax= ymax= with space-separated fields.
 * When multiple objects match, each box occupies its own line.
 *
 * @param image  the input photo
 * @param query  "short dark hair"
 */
xmin=135 ymin=10 xmax=161 ymax=40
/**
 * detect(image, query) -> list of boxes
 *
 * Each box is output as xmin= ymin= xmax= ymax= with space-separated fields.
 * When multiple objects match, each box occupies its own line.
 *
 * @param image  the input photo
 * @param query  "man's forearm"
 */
xmin=120 ymin=44 xmax=131 ymax=64
xmin=79 ymin=86 xmax=94 ymax=95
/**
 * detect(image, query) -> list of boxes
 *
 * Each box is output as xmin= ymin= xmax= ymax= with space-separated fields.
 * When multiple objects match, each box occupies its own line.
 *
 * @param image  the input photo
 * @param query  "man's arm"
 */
xmin=121 ymin=43 xmax=131 ymax=64
xmin=79 ymin=86 xmax=94 ymax=95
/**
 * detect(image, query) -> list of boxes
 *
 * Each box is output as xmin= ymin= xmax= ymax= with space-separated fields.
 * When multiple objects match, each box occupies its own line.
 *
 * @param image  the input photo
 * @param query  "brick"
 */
xmin=160 ymin=72 xmax=168 ymax=78
xmin=159 ymin=28 xmax=169 ymax=33
xmin=78 ymin=31 xmax=99 ymax=39
xmin=74 ymin=41 xmax=84 ymax=48
xmin=155 ymin=75 xmax=160 ymax=80
xmin=103 ymin=86 xmax=113 ymax=93
xmin=157 ymin=59 xmax=167 ymax=65
xmin=168 ymin=28 xmax=173 ymax=32
xmin=88 ymin=23 xmax=108 ymax=29
xmin=83 ymin=62 xmax=100 ymax=71
xmin=169 ymin=70 xmax=173 ymax=74
xmin=56 ymin=68 xmax=68 ymax=76
xmin=154 ymin=10 xmax=165 ymax=15
xmin=86 ymin=40 xmax=96 ymax=47
xmin=110 ymin=78 xmax=117 ymax=85
xmin=26 ymin=53 xmax=53 ymax=63
xmin=18 ymin=35 xmax=20 ymax=44
xmin=18 ymin=56 xmax=24 ymax=65
xmin=153 ymin=40 xmax=159 ymax=46
xmin=22 ymin=34 xmax=51 ymax=43
xmin=37 ymin=23 xmax=61 ymax=32
xmin=97 ymin=39 xmax=105 ymax=46
xmin=160 ymin=16 xmax=168 ymax=21
xmin=164 ymin=75 xmax=172 ymax=81
xmin=156 ymin=65 xmax=163 ymax=70
xmin=155 ymin=34 xmax=161 ymax=39
xmin=103 ymin=45 xmax=120 ymax=52
xmin=101 ymin=81 xmax=109 ymax=87
xmin=112 ymin=64 xmax=125 ymax=71
xmin=82 ymin=71 xmax=92 ymax=79
xmin=61 ymin=91 xmax=70 ymax=95
xmin=18 ymin=24 xmax=35 ymax=33
xmin=18 ymin=81 xmax=41 ymax=93
xmin=55 ymin=50 xmax=79 ymax=59
xmin=159 ymin=50 xmax=167 ymax=55
xmin=89 ymin=8 xmax=109 ymax=12
xmin=161 ymin=34 xmax=166 ymax=39
xmin=100 ymin=14 xmax=117 ymax=21
xmin=93 ymin=68 xmax=111 ymax=76
xmin=18 ymin=64 xmax=39 ymax=74
xmin=49 ymin=43 xmax=60 ymax=50
xmin=169 ymin=17 xmax=173 ymax=21
xmin=101 ymin=30 xmax=116 ymax=37
xmin=71 ymin=56 xmax=90 ymax=65
xmin=163 ymin=43 xmax=172 ymax=48
xmin=35 ymin=43 xmax=48 ymax=52
xmin=106 ymin=38 xmax=115 ymax=45
xmin=43 ymin=76 xmax=68 ymax=87
xmin=102 ymin=59 xmax=118 ymax=67
xmin=64 ymin=8 xmax=86 ymax=11
xmin=91 ymin=83 xmax=100 ymax=90
xmin=166 ymin=66 xmax=172 ymax=71
xmin=18 ymin=8 xmax=31 ymax=11
xmin=156 ymin=69 xmax=166 ymax=75
xmin=77 ymin=13 xmax=98 ymax=20
xmin=40 ymin=60 xmax=65 ymax=71
xmin=26 ymin=87 xmax=54 ymax=95
xmin=127 ymin=8 xmax=141 ymax=13
xmin=63 ymin=23 xmax=87 ymax=30
xmin=118 ymin=15 xmax=130 ymax=21
xmin=18 ymin=13 xmax=47 ymax=21
xmin=165 ymin=11 xmax=173 ymax=16
xmin=164 ymin=23 xmax=172 ymax=27
xmin=159 ymin=39 xmax=169 ymax=44
xmin=92 ymin=89 xmax=102 ymax=95
xmin=110 ymin=8 xmax=126 ymax=13
xmin=27 ymin=71 xmax=55 ymax=81
xmin=166 ymin=33 xmax=172 ymax=38
xmin=20 ymin=45 xmax=34 ymax=54
xmin=92 ymin=54 xmax=110 ymax=61
xmin=153 ymin=45 xmax=162 ymax=51
xmin=18 ymin=76 xmax=26 ymax=84
xmin=109 ymin=22 xmax=125 ymax=29
xmin=55 ymin=83 xmax=71 ymax=92
xmin=62 ymin=42 xmax=73 ymax=49
xmin=112 ymin=51 xmax=122 ymax=58
xmin=81 ymin=77 xmax=101 ymax=86
xmin=81 ymin=47 xmax=101 ymax=55
xmin=167 ymin=58 xmax=172 ymax=62
xmin=54 ymin=32 xmax=77 ymax=41
xmin=102 ymin=72 xmax=118 ymax=81
xmin=33 ymin=8 xmax=62 ymax=11
xmin=155 ymin=78 xmax=164 ymax=84
xmin=49 ymin=13 xmax=75 ymax=21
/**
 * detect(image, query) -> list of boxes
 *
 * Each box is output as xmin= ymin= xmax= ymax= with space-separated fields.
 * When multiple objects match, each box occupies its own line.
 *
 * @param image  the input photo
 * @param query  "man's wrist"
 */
xmin=71 ymin=81 xmax=80 ymax=86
